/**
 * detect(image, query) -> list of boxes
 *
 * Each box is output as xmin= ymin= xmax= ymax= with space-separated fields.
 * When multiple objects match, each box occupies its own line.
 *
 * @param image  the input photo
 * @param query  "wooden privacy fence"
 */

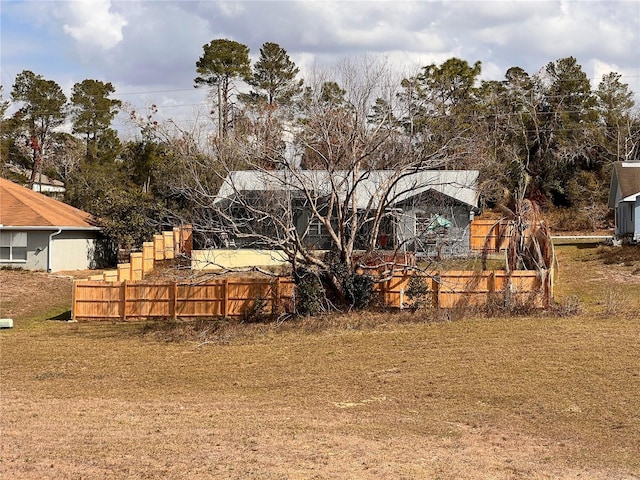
xmin=89 ymin=225 xmax=193 ymax=282
xmin=469 ymin=219 xmax=547 ymax=253
xmin=382 ymin=270 xmax=551 ymax=310
xmin=470 ymin=219 xmax=511 ymax=253
xmin=73 ymin=277 xmax=296 ymax=321
xmin=72 ymin=269 xmax=550 ymax=321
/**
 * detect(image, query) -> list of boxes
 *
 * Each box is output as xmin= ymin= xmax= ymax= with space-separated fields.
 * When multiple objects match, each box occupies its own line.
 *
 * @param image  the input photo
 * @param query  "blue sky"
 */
xmin=2 ymin=0 xmax=639 ymax=137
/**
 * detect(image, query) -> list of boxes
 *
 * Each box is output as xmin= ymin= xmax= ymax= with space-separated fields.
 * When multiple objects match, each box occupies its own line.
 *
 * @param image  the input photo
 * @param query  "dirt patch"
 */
xmin=0 ymin=270 xmax=74 ymax=325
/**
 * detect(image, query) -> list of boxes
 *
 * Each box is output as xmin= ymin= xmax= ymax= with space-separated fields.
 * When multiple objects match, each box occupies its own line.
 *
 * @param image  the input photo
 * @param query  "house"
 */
xmin=0 ymin=178 xmax=108 ymax=271
xmin=609 ymin=161 xmax=640 ymax=242
xmin=31 ymin=173 xmax=66 ymax=199
xmin=3 ymin=163 xmax=66 ymax=199
xmin=213 ymin=169 xmax=479 ymax=256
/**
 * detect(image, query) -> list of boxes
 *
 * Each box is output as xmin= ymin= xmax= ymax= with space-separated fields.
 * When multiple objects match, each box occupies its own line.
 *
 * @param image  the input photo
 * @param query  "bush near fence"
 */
xmin=72 ymin=269 xmax=551 ymax=321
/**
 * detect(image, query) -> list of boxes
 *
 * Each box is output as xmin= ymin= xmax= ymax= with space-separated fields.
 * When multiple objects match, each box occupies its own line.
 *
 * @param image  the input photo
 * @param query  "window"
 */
xmin=416 ymin=213 xmax=451 ymax=238
xmin=0 ymin=231 xmax=27 ymax=262
xmin=308 ymin=218 xmax=324 ymax=235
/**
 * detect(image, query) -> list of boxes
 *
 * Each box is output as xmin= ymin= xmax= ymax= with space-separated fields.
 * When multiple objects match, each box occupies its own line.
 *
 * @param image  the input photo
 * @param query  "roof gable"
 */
xmin=609 ymin=162 xmax=640 ymax=206
xmin=0 ymin=178 xmax=97 ymax=228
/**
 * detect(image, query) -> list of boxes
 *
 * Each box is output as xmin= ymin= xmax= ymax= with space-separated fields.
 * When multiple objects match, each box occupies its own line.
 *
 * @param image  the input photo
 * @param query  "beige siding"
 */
xmin=51 ymin=231 xmax=100 ymax=271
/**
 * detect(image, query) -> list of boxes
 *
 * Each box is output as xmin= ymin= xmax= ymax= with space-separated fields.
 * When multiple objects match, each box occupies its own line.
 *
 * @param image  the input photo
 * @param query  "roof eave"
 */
xmin=0 ymin=225 xmax=102 ymax=231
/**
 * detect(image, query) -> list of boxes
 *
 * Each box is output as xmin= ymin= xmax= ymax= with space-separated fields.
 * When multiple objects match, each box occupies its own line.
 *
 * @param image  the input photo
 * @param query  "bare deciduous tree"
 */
xmin=180 ymin=58 xmax=478 ymax=306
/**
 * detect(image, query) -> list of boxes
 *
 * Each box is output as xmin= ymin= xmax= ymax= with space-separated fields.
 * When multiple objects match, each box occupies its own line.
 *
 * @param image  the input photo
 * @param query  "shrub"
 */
xmin=550 ymin=295 xmax=582 ymax=317
xmin=343 ymin=272 xmax=375 ymax=309
xmin=242 ymin=295 xmax=268 ymax=323
xmin=405 ymin=274 xmax=432 ymax=309
xmin=293 ymin=267 xmax=325 ymax=316
xmin=324 ymin=250 xmax=376 ymax=310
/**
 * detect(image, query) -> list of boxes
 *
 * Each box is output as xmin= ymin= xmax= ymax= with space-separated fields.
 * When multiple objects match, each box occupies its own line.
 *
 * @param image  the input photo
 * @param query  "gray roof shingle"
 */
xmin=216 ymin=169 xmax=479 ymax=209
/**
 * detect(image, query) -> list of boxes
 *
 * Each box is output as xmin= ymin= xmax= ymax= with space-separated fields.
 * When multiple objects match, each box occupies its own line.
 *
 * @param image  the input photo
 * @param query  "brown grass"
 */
xmin=1 ymin=246 xmax=640 ymax=479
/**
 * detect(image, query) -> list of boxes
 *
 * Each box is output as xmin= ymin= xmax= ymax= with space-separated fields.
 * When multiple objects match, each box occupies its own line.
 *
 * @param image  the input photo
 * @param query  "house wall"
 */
xmin=615 ymin=201 xmax=635 ymax=237
xmin=0 ymin=230 xmax=49 ymax=270
xmin=192 ymin=249 xmax=291 ymax=270
xmin=50 ymin=231 xmax=102 ymax=271
xmin=1 ymin=229 xmax=104 ymax=272
xmin=395 ymin=205 xmax=472 ymax=255
xmin=27 ymin=231 xmax=51 ymax=270
xmin=635 ymin=199 xmax=640 ymax=241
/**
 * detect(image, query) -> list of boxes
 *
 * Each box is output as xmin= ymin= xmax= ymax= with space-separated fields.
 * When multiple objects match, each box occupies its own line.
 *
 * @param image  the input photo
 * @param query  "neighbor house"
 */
xmin=213 ymin=169 xmax=479 ymax=256
xmin=31 ymin=173 xmax=66 ymax=199
xmin=0 ymin=177 xmax=108 ymax=271
xmin=609 ymin=161 xmax=640 ymax=242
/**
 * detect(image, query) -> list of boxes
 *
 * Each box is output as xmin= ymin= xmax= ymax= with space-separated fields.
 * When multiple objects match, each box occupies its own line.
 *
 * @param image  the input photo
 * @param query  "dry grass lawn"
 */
xmin=1 ymin=245 xmax=640 ymax=479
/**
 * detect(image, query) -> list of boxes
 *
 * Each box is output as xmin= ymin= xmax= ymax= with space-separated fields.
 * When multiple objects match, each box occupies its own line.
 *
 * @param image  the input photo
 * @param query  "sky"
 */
xmin=1 ymin=0 xmax=639 ymax=137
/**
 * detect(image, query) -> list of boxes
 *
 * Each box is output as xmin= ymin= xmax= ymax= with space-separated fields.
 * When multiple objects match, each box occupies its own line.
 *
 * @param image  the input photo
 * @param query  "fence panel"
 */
xmin=437 ymin=270 xmax=494 ymax=308
xmin=227 ymin=279 xmax=275 ymax=316
xmin=175 ymin=281 xmax=226 ymax=318
xmin=470 ymin=219 xmax=509 ymax=252
xmin=494 ymin=270 xmax=545 ymax=307
xmin=73 ymin=281 xmax=124 ymax=320
xmin=125 ymin=282 xmax=173 ymax=318
xmin=72 ymin=270 xmax=548 ymax=321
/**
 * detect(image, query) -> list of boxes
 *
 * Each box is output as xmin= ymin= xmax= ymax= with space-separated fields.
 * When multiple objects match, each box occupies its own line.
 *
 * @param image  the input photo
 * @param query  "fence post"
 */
xmin=434 ymin=273 xmax=440 ymax=308
xmin=121 ymin=281 xmax=127 ymax=321
xmin=272 ymin=277 xmax=280 ymax=315
xmin=163 ymin=231 xmax=174 ymax=259
xmin=71 ymin=281 xmax=77 ymax=320
xmin=130 ymin=252 xmax=143 ymax=281
xmin=173 ymin=228 xmax=181 ymax=255
xmin=223 ymin=278 xmax=229 ymax=318
xmin=154 ymin=234 xmax=164 ymax=261
xmin=171 ymin=282 xmax=178 ymax=319
xmin=142 ymin=242 xmax=154 ymax=274
xmin=489 ymin=271 xmax=495 ymax=302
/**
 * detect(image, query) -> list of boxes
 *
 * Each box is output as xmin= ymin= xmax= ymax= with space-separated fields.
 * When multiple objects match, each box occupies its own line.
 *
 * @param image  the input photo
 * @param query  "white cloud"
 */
xmin=62 ymin=0 xmax=127 ymax=50
xmin=4 ymin=0 xmax=638 ymax=133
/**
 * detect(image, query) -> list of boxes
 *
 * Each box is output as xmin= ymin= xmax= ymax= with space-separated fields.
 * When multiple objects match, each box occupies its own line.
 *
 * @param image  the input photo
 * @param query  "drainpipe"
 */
xmin=47 ymin=228 xmax=62 ymax=273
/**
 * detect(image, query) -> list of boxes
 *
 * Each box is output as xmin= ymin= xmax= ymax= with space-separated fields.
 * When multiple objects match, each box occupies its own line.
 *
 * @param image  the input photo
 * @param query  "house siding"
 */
xmin=635 ymin=199 xmax=640 ymax=241
xmin=609 ymin=162 xmax=640 ymax=240
xmin=51 ymin=231 xmax=102 ymax=271
xmin=0 ymin=230 xmax=50 ymax=270
xmin=0 ymin=229 xmax=103 ymax=271
xmin=27 ymin=231 xmax=51 ymax=270
xmin=615 ymin=201 xmax=637 ymax=239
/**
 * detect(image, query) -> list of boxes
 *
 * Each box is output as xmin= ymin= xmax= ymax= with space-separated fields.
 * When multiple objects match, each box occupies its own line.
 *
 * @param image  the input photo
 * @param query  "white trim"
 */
xmin=0 ymin=226 xmax=100 ymax=231
xmin=0 ymin=231 xmax=28 ymax=262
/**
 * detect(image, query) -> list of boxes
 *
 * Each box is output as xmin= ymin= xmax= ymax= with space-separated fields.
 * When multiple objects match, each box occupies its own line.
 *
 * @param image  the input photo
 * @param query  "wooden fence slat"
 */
xmin=154 ymin=234 xmax=164 ymax=261
xmin=142 ymin=242 xmax=154 ymax=274
xmin=163 ymin=231 xmax=175 ymax=259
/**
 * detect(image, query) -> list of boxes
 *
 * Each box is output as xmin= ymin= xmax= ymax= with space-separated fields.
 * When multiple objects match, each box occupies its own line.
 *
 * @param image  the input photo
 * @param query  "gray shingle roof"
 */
xmin=616 ymin=162 xmax=640 ymax=199
xmin=216 ymin=169 xmax=479 ymax=209
xmin=609 ymin=161 xmax=640 ymax=207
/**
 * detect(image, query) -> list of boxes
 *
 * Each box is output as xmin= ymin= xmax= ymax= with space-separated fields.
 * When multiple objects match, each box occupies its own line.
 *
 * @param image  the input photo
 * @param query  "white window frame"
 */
xmin=0 ymin=231 xmax=28 ymax=262
xmin=308 ymin=218 xmax=324 ymax=235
